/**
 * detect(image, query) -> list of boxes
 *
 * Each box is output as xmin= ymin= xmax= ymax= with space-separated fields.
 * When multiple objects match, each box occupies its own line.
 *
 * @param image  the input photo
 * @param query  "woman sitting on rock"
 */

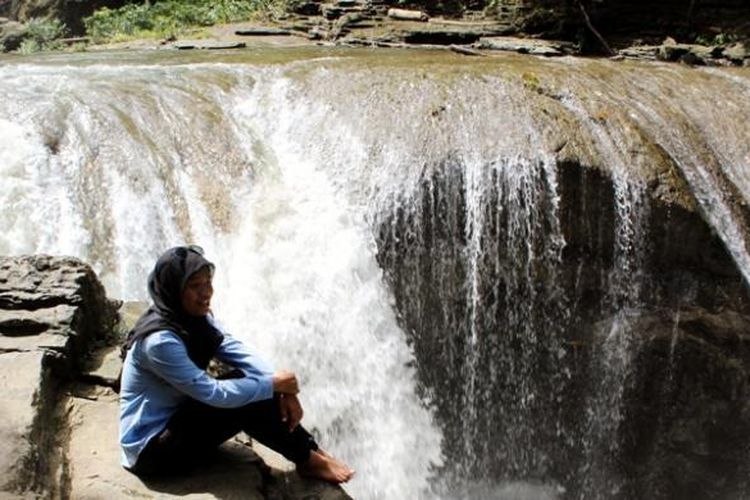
xmin=119 ymin=245 xmax=354 ymax=483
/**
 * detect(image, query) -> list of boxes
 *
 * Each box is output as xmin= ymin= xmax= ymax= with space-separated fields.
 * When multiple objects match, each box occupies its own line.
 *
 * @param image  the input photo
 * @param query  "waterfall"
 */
xmin=1 ymin=49 xmax=749 ymax=499
xmin=0 ymin=56 xmax=442 ymax=499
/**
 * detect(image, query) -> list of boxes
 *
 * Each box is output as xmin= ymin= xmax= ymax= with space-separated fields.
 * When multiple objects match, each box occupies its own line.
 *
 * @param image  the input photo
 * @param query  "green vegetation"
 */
xmin=521 ymin=72 xmax=541 ymax=92
xmin=84 ymin=0 xmax=293 ymax=42
xmin=694 ymin=32 xmax=739 ymax=46
xmin=17 ymin=18 xmax=67 ymax=54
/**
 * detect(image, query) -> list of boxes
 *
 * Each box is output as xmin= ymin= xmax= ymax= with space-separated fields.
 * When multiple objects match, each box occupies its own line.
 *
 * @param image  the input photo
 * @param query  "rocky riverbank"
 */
xmin=0 ymin=255 xmax=350 ymax=500
xmin=1 ymin=0 xmax=749 ymax=67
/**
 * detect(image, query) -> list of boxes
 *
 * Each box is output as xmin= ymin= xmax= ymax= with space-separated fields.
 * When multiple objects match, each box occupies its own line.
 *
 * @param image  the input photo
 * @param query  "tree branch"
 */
xmin=577 ymin=0 xmax=615 ymax=56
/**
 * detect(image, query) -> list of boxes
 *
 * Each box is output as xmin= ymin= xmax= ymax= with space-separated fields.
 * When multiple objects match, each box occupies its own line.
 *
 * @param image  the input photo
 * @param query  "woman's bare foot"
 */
xmin=298 ymin=450 xmax=355 ymax=483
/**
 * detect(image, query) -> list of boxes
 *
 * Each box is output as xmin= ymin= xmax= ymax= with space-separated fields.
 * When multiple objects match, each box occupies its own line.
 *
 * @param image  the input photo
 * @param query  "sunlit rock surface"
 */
xmin=0 ymin=256 xmax=117 ymax=497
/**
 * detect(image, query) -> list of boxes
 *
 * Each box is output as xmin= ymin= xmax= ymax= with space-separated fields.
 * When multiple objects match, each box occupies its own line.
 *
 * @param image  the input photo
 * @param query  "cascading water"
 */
xmin=0 ymin=53 xmax=442 ymax=499
xmin=1 ymin=49 xmax=750 ymax=499
xmin=557 ymin=90 xmax=654 ymax=497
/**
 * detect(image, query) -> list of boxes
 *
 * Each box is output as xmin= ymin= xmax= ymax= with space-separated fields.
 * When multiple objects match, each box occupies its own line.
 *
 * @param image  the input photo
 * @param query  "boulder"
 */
xmin=291 ymin=2 xmax=321 ymax=16
xmin=723 ymin=42 xmax=748 ymax=63
xmin=0 ymin=19 xmax=27 ymax=52
xmin=330 ymin=12 xmax=365 ymax=40
xmin=654 ymin=37 xmax=725 ymax=65
xmin=657 ymin=42 xmax=691 ymax=62
xmin=0 ymin=256 xmax=118 ymax=377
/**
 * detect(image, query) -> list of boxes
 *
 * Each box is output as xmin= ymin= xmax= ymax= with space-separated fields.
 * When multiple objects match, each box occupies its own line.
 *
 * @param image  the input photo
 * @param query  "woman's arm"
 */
xmin=142 ymin=331 xmax=274 ymax=407
xmin=214 ymin=333 xmax=299 ymax=394
xmin=214 ymin=334 xmax=274 ymax=377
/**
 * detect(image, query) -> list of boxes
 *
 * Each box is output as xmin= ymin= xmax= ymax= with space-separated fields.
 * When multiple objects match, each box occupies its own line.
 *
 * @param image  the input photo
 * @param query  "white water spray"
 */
xmin=216 ymin=72 xmax=444 ymax=498
xmin=0 ymin=59 xmax=443 ymax=499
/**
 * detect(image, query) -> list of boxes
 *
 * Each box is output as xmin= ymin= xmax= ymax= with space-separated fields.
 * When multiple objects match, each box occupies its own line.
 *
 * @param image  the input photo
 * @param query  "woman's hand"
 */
xmin=279 ymin=393 xmax=304 ymax=431
xmin=272 ymin=370 xmax=299 ymax=394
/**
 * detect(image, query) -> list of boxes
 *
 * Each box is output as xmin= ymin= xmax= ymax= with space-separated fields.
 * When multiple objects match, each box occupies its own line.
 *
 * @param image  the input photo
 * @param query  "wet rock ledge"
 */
xmin=0 ymin=255 xmax=350 ymax=500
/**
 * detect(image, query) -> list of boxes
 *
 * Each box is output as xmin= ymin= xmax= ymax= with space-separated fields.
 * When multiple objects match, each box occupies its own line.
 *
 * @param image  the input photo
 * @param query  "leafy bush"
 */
xmin=84 ymin=0 xmax=291 ymax=42
xmin=694 ymin=32 xmax=739 ymax=46
xmin=17 ymin=18 xmax=67 ymax=54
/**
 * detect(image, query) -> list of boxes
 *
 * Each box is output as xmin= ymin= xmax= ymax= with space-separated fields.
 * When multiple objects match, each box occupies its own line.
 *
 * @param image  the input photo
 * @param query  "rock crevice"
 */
xmin=0 ymin=255 xmax=117 ymax=497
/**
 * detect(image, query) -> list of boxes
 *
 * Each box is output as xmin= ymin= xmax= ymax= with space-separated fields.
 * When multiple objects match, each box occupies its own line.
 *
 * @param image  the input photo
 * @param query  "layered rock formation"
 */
xmin=0 ymin=255 xmax=118 ymax=497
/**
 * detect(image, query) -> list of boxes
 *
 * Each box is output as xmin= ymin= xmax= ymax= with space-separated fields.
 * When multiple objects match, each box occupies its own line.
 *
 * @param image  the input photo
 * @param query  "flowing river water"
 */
xmin=1 ymin=48 xmax=749 ymax=499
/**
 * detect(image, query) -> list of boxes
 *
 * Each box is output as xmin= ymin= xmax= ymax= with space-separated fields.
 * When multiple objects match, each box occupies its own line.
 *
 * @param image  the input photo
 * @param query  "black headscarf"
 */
xmin=124 ymin=245 xmax=224 ymax=369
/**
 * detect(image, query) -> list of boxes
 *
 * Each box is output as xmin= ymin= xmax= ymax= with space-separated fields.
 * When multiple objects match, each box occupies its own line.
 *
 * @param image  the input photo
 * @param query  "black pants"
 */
xmin=131 ymin=394 xmax=318 ymax=476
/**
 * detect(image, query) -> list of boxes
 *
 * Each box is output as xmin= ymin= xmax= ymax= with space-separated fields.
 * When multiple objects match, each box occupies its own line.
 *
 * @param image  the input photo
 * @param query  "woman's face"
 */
xmin=181 ymin=267 xmax=213 ymax=317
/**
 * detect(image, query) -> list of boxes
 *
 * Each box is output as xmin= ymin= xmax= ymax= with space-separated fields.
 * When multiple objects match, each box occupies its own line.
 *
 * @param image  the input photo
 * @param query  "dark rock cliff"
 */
xmin=375 ymin=158 xmax=750 ymax=498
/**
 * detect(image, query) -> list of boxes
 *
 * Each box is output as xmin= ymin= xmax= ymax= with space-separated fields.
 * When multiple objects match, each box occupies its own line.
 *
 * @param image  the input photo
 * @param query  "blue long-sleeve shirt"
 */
xmin=119 ymin=319 xmax=274 ymax=468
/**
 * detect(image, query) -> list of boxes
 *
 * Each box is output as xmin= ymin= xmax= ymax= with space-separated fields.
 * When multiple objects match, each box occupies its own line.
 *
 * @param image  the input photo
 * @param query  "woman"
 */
xmin=119 ymin=245 xmax=354 ymax=483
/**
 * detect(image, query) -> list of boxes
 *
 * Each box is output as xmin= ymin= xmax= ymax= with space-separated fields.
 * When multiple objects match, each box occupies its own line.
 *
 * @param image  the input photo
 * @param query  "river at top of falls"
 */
xmin=1 ymin=47 xmax=749 ymax=499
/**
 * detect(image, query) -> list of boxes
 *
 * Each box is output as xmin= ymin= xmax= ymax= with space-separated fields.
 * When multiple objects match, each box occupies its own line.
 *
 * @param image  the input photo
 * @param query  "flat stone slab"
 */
xmin=387 ymin=8 xmax=428 ymax=22
xmin=428 ymin=17 xmax=512 ymax=29
xmin=369 ymin=20 xmax=515 ymax=46
xmin=723 ymin=42 xmax=748 ymax=62
xmin=618 ymin=45 xmax=658 ymax=59
xmin=407 ymin=22 xmax=511 ymax=37
xmin=478 ymin=36 xmax=574 ymax=56
xmin=67 ymin=386 xmax=266 ymax=499
xmin=67 ymin=384 xmax=351 ymax=499
xmin=235 ymin=28 xmax=291 ymax=36
xmin=0 ymin=331 xmax=69 ymax=353
xmin=172 ymin=41 xmax=247 ymax=50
